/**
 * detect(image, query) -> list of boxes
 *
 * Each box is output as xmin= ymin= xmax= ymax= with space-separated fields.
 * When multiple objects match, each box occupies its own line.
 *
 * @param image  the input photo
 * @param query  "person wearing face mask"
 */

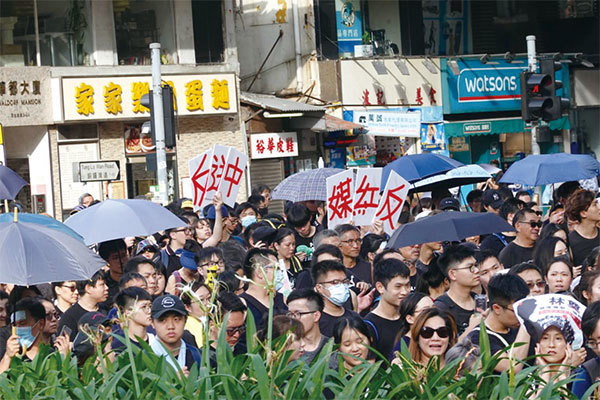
xmin=313 ymin=260 xmax=359 ymax=338
xmin=236 ymin=202 xmax=259 ymax=231
xmin=165 ymin=250 xmax=202 ymax=296
xmin=0 ymin=298 xmax=69 ymax=373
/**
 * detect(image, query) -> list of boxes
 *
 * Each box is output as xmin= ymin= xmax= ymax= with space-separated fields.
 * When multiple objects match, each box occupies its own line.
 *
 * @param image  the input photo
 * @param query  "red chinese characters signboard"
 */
xmin=326 ymin=170 xmax=354 ymax=229
xmin=374 ymin=170 xmax=410 ymax=235
xmin=250 ymin=132 xmax=298 ymax=159
xmin=352 ymin=168 xmax=382 ymax=226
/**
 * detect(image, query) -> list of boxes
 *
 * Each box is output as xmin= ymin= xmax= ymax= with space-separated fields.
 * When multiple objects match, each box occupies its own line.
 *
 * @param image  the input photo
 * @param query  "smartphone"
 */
xmin=474 ymin=294 xmax=488 ymax=313
xmin=59 ymin=325 xmax=72 ymax=338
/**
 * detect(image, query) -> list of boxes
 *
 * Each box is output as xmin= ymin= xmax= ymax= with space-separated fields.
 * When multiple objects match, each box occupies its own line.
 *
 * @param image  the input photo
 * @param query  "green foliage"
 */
xmin=0 ymin=321 xmax=591 ymax=399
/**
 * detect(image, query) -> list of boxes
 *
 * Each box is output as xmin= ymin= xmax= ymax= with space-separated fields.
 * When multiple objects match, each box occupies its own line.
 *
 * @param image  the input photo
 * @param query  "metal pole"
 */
xmin=526 ymin=35 xmax=542 ymax=203
xmin=33 ymin=0 xmax=41 ymax=66
xmin=150 ymin=43 xmax=168 ymax=205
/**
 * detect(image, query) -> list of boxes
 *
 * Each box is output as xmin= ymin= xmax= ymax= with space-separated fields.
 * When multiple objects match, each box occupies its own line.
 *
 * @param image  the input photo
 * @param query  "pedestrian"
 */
xmin=0 ymin=291 xmax=7 ymax=328
xmin=479 ymin=198 xmax=521 ymax=257
xmin=181 ymin=281 xmax=211 ymax=346
xmin=274 ymin=228 xmax=303 ymax=279
xmin=286 ymin=288 xmax=329 ymax=364
xmin=329 ymin=315 xmax=374 ymax=372
xmin=334 ymin=225 xmax=372 ymax=286
xmin=580 ymin=270 xmax=600 ymax=305
xmin=572 ymin=301 xmax=600 ymax=398
xmin=545 ymin=256 xmax=574 ymax=295
xmin=52 ymin=281 xmax=79 ymax=317
xmin=476 ymin=250 xmax=504 ymax=293
xmin=258 ymin=315 xmax=305 ymax=362
xmin=111 ymin=287 xmax=154 ymax=353
xmin=566 ymin=189 xmax=600 ymax=267
xmin=533 ymin=236 xmax=571 ymax=273
xmin=482 ymin=189 xmax=504 ymax=214
xmin=98 ymin=239 xmax=129 ymax=308
xmin=161 ymin=219 xmax=192 ymax=277
xmin=123 ymin=256 xmax=161 ymax=296
xmin=508 ymin=262 xmax=546 ymax=296
xmin=498 ymin=208 xmax=541 ymax=268
xmin=391 ymin=292 xmax=434 ymax=354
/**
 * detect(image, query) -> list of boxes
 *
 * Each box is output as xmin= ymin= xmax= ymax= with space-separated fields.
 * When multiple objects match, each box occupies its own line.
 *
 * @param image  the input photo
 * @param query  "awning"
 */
xmin=444 ymin=116 xmax=570 ymax=138
xmin=322 ymin=114 xmax=366 ymax=133
xmin=240 ymin=91 xmax=325 ymax=112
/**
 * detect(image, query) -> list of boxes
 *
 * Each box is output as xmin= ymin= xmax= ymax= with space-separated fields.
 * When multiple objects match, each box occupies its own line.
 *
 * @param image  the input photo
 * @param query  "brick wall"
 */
xmin=48 ymin=127 xmax=62 ymax=219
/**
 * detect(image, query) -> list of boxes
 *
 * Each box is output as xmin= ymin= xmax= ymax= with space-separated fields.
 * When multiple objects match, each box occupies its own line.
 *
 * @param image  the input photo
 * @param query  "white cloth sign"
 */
xmin=326 ymin=170 xmax=354 ymax=229
xmin=514 ymin=294 xmax=586 ymax=350
xmin=202 ymin=144 xmax=230 ymax=208
xmin=352 ymin=168 xmax=382 ymax=226
xmin=374 ymin=170 xmax=410 ymax=235
xmin=188 ymin=149 xmax=212 ymax=211
xmin=218 ymin=147 xmax=248 ymax=208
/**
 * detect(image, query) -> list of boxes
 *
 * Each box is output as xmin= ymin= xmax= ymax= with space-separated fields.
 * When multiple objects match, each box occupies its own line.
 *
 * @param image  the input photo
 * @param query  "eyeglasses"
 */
xmin=226 ymin=325 xmax=246 ymax=336
xmin=453 ymin=264 xmax=480 ymax=274
xmin=500 ymin=305 xmax=515 ymax=313
xmin=286 ymin=310 xmax=317 ymax=319
xmin=527 ymin=281 xmax=545 ymax=290
xmin=61 ymin=284 xmax=77 ymax=292
xmin=341 ymin=239 xmax=361 ymax=246
xmin=588 ymin=339 xmax=600 ymax=349
xmin=317 ymin=278 xmax=350 ymax=286
xmin=200 ymin=260 xmax=225 ymax=269
xmin=420 ymin=326 xmax=450 ymax=339
xmin=519 ymin=220 xmax=543 ymax=228
xmin=45 ymin=311 xmax=59 ymax=320
xmin=534 ymin=211 xmax=543 ymax=216
xmin=174 ymin=227 xmax=193 ymax=233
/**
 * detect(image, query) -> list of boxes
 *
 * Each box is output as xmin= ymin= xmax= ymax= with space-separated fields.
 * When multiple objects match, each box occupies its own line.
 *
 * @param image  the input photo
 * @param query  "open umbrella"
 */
xmin=499 ymin=153 xmax=600 ymax=186
xmin=386 ymin=211 xmax=514 ymax=248
xmin=479 ymin=163 xmax=502 ymax=175
xmin=64 ymin=199 xmax=186 ymax=245
xmin=382 ymin=153 xmax=464 ymax=186
xmin=0 ymin=165 xmax=27 ymax=200
xmin=0 ymin=212 xmax=83 ymax=241
xmin=411 ymin=164 xmax=491 ymax=193
xmin=271 ymin=168 xmax=345 ymax=202
xmin=0 ymin=217 xmax=106 ymax=286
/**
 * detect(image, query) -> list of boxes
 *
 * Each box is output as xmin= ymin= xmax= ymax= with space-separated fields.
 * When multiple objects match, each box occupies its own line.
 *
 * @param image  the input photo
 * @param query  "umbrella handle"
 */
xmin=13 ymin=207 xmax=17 ymax=222
xmin=3 ymin=200 xmax=7 ymax=213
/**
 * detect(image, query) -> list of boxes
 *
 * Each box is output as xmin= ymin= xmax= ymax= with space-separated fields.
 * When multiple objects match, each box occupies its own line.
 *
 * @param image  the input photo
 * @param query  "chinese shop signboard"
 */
xmin=61 ymin=73 xmax=237 ymax=121
xmin=250 ymin=132 xmax=298 ymax=159
xmin=0 ymin=67 xmax=53 ymax=127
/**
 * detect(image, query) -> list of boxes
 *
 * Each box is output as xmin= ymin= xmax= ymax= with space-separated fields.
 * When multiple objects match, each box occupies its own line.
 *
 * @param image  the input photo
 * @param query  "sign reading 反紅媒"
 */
xmin=0 ymin=67 xmax=53 ymax=127
xmin=61 ymin=73 xmax=237 ymax=121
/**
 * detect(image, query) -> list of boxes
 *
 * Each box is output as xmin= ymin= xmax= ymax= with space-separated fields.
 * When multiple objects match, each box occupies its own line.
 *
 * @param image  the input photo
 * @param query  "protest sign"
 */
xmin=188 ymin=149 xmax=212 ymax=211
xmin=374 ymin=170 xmax=409 ymax=235
xmin=326 ymin=169 xmax=354 ymax=229
xmin=352 ymin=168 xmax=382 ymax=226
xmin=202 ymin=144 xmax=230 ymax=207
xmin=218 ymin=147 xmax=248 ymax=207
xmin=514 ymin=294 xmax=586 ymax=349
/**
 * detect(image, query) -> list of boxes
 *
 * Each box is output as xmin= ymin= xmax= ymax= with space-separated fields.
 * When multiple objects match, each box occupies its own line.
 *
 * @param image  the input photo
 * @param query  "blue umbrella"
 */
xmin=411 ymin=164 xmax=491 ymax=193
xmin=0 ymin=165 xmax=27 ymax=200
xmin=271 ymin=168 xmax=345 ymax=202
xmin=0 ymin=218 xmax=106 ymax=285
xmin=0 ymin=213 xmax=83 ymax=241
xmin=382 ymin=154 xmax=464 ymax=186
xmin=64 ymin=199 xmax=186 ymax=245
xmin=499 ymin=153 xmax=600 ymax=186
xmin=386 ymin=211 xmax=514 ymax=248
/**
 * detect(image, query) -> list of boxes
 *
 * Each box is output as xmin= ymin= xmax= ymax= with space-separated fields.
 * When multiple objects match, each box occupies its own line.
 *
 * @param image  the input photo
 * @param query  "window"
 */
xmin=1 ymin=0 xmax=92 ymax=66
xmin=192 ymin=0 xmax=224 ymax=63
xmin=113 ymin=0 xmax=176 ymax=65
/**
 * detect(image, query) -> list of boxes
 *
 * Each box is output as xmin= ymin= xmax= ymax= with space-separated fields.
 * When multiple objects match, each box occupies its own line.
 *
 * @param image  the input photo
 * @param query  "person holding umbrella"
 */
xmin=566 ymin=189 xmax=600 ymax=267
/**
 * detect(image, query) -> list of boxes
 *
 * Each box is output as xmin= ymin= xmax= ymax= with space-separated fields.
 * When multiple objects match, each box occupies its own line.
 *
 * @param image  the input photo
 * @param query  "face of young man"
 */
xmin=287 ymin=298 xmax=320 ymax=335
xmin=493 ymin=301 xmax=520 ymax=329
xmin=127 ymin=299 xmax=153 ymax=327
xmin=448 ymin=256 xmax=481 ymax=289
xmin=478 ymin=257 xmax=503 ymax=291
xmin=137 ymin=263 xmax=159 ymax=295
xmin=377 ymin=275 xmax=411 ymax=307
xmin=87 ymin=279 xmax=109 ymax=303
xmin=315 ymin=270 xmax=348 ymax=305
xmin=153 ymin=312 xmax=186 ymax=346
xmin=582 ymin=198 xmax=600 ymax=223
xmin=107 ymin=249 xmax=129 ymax=275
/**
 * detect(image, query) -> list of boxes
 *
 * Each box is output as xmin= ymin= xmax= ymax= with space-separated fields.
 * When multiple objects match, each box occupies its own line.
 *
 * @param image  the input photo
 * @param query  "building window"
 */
xmin=113 ymin=0 xmax=177 ymax=65
xmin=1 ymin=0 xmax=92 ymax=66
xmin=192 ymin=0 xmax=224 ymax=63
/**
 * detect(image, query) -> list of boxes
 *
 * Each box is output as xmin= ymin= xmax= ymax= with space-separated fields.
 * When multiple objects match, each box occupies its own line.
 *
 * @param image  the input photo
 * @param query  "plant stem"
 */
xmin=122 ymin=324 xmax=141 ymax=396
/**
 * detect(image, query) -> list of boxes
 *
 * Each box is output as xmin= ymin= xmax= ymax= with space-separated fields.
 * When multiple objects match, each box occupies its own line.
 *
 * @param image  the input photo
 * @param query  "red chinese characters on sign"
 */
xmin=374 ymin=171 xmax=410 ymax=235
xmin=189 ymin=150 xmax=212 ymax=210
xmin=286 ymin=137 xmax=294 ymax=153
xmin=222 ymin=157 xmax=244 ymax=197
xmin=276 ymin=138 xmax=285 ymax=153
xmin=362 ymin=89 xmax=371 ymax=106
xmin=415 ymin=88 xmax=424 ymax=106
xmin=255 ymin=139 xmax=265 ymax=155
xmin=376 ymin=89 xmax=385 ymax=105
xmin=267 ymin=137 xmax=275 ymax=153
xmin=352 ymin=170 xmax=383 ymax=227
xmin=326 ymin=170 xmax=354 ymax=228
xmin=250 ymin=133 xmax=299 ymax=159
xmin=429 ymin=87 xmax=437 ymax=105
xmin=218 ymin=147 xmax=248 ymax=207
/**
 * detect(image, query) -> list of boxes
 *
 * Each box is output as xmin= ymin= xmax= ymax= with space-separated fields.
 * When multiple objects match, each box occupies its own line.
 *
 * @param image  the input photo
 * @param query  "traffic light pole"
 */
xmin=526 ymin=35 xmax=542 ymax=203
xmin=150 ymin=43 xmax=168 ymax=205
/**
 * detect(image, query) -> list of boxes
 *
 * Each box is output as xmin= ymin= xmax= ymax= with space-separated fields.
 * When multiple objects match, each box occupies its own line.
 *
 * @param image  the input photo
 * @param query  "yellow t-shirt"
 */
xmin=185 ymin=315 xmax=205 ymax=347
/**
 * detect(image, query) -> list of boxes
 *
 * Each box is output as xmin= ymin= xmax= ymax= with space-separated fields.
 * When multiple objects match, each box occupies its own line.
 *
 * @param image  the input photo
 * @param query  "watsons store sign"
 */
xmin=441 ymin=58 xmax=569 ymax=114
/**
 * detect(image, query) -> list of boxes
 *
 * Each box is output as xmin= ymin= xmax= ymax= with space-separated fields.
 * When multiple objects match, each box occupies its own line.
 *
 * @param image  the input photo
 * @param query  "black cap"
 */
xmin=251 ymin=226 xmax=277 ymax=245
xmin=151 ymin=294 xmax=188 ymax=319
xmin=482 ymin=189 xmax=503 ymax=209
xmin=78 ymin=312 xmax=109 ymax=329
xmin=439 ymin=197 xmax=460 ymax=211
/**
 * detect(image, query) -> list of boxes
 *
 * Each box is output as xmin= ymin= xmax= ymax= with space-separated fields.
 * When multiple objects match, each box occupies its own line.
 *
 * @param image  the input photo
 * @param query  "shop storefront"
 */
xmin=441 ymin=57 xmax=572 ymax=165
xmin=52 ymin=72 xmax=242 ymax=220
xmin=572 ymin=69 xmax=600 ymax=156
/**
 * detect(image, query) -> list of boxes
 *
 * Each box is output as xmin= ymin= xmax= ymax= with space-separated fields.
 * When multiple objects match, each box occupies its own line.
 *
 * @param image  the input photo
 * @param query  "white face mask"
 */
xmin=241 ymin=215 xmax=257 ymax=228
xmin=326 ymin=283 xmax=350 ymax=306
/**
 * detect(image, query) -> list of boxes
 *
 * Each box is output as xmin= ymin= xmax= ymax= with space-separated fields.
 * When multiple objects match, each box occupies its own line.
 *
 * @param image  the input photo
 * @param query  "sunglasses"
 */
xmin=520 ymin=221 xmax=543 ymax=228
xmin=61 ymin=285 xmax=77 ymax=292
xmin=420 ymin=326 xmax=450 ymax=339
xmin=226 ymin=325 xmax=246 ymax=336
xmin=527 ymin=281 xmax=545 ymax=290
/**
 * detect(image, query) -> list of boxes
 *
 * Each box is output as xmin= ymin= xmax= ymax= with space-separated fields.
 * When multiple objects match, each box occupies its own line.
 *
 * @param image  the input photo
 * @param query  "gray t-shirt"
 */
xmin=302 ymin=335 xmax=330 ymax=364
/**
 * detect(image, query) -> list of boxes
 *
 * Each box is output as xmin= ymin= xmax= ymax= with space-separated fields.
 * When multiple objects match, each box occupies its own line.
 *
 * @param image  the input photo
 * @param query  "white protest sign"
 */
xmin=202 ymin=144 xmax=230 ymax=208
xmin=326 ymin=169 xmax=354 ymax=229
xmin=188 ymin=149 xmax=212 ymax=211
xmin=514 ymin=294 xmax=586 ymax=350
xmin=218 ymin=147 xmax=248 ymax=208
xmin=352 ymin=168 xmax=382 ymax=226
xmin=374 ymin=170 xmax=410 ymax=235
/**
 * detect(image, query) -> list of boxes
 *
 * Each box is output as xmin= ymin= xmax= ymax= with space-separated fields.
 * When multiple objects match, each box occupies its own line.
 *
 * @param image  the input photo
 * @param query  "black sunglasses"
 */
xmin=525 ymin=221 xmax=543 ymax=228
xmin=420 ymin=326 xmax=450 ymax=339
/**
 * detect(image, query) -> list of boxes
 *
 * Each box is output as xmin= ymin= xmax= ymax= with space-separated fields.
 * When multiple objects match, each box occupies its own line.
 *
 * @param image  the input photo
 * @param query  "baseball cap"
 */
xmin=151 ymin=294 xmax=188 ymax=319
xmin=78 ymin=312 xmax=110 ymax=329
xmin=175 ymin=249 xmax=197 ymax=270
xmin=135 ymin=239 xmax=159 ymax=255
xmin=205 ymin=205 xmax=230 ymax=219
xmin=482 ymin=189 xmax=503 ymax=209
xmin=439 ymin=197 xmax=460 ymax=211
xmin=181 ymin=199 xmax=194 ymax=210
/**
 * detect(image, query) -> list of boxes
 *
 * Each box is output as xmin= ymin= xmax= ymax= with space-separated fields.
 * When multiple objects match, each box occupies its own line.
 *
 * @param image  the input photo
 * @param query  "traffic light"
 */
xmin=539 ymin=59 xmax=570 ymax=121
xmin=520 ymin=69 xmax=553 ymax=122
xmin=140 ymin=84 xmax=176 ymax=147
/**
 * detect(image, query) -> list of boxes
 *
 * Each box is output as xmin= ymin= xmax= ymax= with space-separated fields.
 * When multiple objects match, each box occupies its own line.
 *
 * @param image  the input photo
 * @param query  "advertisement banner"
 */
xmin=353 ymin=110 xmax=421 ymax=137
xmin=335 ymin=0 xmax=362 ymax=54
xmin=420 ymin=122 xmax=446 ymax=151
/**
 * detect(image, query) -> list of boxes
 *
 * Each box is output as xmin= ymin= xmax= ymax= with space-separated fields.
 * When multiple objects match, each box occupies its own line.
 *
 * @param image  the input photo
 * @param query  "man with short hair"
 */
xmin=313 ymin=260 xmax=359 ymax=337
xmin=515 ymin=190 xmax=531 ymax=204
xmin=508 ymin=262 xmax=546 ymax=296
xmin=124 ymin=256 xmax=160 ymax=295
xmin=482 ymin=189 xmax=504 ymax=214
xmin=80 ymin=193 xmax=94 ymax=208
xmin=98 ymin=239 xmax=129 ymax=305
xmin=58 ymin=271 xmax=108 ymax=341
xmin=287 ymin=203 xmax=321 ymax=250
xmin=467 ymin=273 xmax=530 ymax=372
xmin=479 ymin=198 xmax=522 ymax=257
xmin=566 ymin=189 xmax=600 ymax=267
xmin=119 ymin=272 xmax=148 ymax=290
xmin=498 ymin=208 xmax=541 ymax=268
xmin=150 ymin=294 xmax=201 ymax=374
xmin=294 ymin=244 xmax=343 ymax=290
xmin=313 ymin=229 xmax=340 ymax=249
xmin=334 ymin=225 xmax=372 ymax=285
xmin=467 ymin=189 xmax=484 ymax=212
xmin=286 ymin=288 xmax=328 ymax=364
xmin=365 ymin=259 xmax=411 ymax=360
xmin=395 ymin=244 xmax=421 ymax=289
xmin=112 ymin=287 xmax=154 ymax=352
xmin=416 ymin=241 xmax=443 ymax=274
xmin=476 ymin=250 xmax=504 ymax=293
xmin=434 ymin=244 xmax=482 ymax=337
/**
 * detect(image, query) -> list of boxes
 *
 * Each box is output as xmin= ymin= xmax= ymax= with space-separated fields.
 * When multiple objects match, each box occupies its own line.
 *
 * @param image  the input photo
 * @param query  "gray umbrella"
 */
xmin=271 ymin=168 xmax=345 ymax=202
xmin=0 ymin=165 xmax=27 ymax=200
xmin=0 ymin=219 xmax=106 ymax=285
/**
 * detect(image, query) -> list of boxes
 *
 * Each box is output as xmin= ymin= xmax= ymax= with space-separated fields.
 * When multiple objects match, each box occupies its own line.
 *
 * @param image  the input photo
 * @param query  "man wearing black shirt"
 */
xmin=313 ymin=260 xmax=359 ymax=337
xmin=467 ymin=274 xmax=530 ymax=373
xmin=98 ymin=239 xmax=129 ymax=309
xmin=415 ymin=240 xmax=442 ymax=274
xmin=480 ymin=199 xmax=522 ymax=257
xmin=287 ymin=203 xmax=322 ymax=251
xmin=335 ymin=225 xmax=372 ymax=286
xmin=287 ymin=289 xmax=329 ymax=364
xmin=498 ymin=208 xmax=541 ymax=268
xmin=365 ymin=258 xmax=410 ymax=360
xmin=566 ymin=189 xmax=600 ymax=267
xmin=434 ymin=244 xmax=482 ymax=338
xmin=58 ymin=271 xmax=108 ymax=341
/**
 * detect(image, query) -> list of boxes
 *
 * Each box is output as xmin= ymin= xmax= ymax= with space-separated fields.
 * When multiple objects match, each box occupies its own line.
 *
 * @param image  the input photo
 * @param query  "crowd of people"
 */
xmin=0 ymin=179 xmax=599 ymax=397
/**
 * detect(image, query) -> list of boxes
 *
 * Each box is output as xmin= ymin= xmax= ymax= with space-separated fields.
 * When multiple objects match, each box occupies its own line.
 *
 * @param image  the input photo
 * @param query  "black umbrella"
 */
xmin=386 ymin=211 xmax=515 ymax=248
